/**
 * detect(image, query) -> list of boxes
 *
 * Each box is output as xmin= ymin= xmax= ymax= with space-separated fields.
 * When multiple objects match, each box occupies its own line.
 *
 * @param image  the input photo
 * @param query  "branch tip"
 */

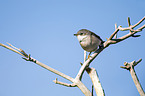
xmin=53 ymin=78 xmax=57 ymax=83
xmin=120 ymin=66 xmax=128 ymax=69
xmin=53 ymin=78 xmax=76 ymax=87
xmin=131 ymin=34 xmax=141 ymax=37
xmin=106 ymin=38 xmax=109 ymax=41
xmin=115 ymin=23 xmax=117 ymax=29
xmin=137 ymin=58 xmax=142 ymax=63
xmin=134 ymin=58 xmax=142 ymax=66
xmin=80 ymin=62 xmax=83 ymax=66
xmin=128 ymin=17 xmax=131 ymax=26
xmin=121 ymin=58 xmax=142 ymax=70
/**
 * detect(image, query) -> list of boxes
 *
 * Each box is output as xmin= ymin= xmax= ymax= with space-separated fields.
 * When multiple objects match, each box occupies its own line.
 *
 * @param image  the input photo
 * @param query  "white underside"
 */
xmin=77 ymin=35 xmax=87 ymax=42
xmin=77 ymin=35 xmax=101 ymax=52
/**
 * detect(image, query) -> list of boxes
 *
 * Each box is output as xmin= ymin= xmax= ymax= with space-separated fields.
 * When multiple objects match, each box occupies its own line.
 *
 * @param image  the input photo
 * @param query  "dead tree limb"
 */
xmin=75 ymin=16 xmax=144 ymax=95
xmin=0 ymin=17 xmax=145 ymax=96
xmin=83 ymin=51 xmax=105 ymax=96
xmin=0 ymin=43 xmax=92 ymax=96
xmin=121 ymin=59 xmax=145 ymax=96
xmin=75 ymin=16 xmax=145 ymax=83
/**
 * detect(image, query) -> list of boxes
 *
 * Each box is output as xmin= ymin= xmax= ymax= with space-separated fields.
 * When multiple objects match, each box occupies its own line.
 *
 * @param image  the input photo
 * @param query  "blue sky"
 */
xmin=0 ymin=0 xmax=145 ymax=96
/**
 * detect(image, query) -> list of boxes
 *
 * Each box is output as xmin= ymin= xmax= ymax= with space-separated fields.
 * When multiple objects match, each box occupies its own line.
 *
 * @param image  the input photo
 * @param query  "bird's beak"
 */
xmin=74 ymin=34 xmax=78 ymax=36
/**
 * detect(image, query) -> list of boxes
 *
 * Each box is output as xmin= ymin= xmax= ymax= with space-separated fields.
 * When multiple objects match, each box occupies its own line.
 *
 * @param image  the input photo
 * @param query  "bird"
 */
xmin=74 ymin=29 xmax=104 ymax=54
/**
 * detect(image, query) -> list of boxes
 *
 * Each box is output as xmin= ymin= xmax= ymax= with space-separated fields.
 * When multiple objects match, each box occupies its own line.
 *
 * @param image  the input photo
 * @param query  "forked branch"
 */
xmin=75 ymin=17 xmax=144 ymax=95
xmin=75 ymin=16 xmax=145 ymax=82
xmin=0 ymin=17 xmax=145 ymax=96
xmin=107 ymin=17 xmax=145 ymax=45
xmin=0 ymin=43 xmax=92 ymax=96
xmin=121 ymin=59 xmax=145 ymax=96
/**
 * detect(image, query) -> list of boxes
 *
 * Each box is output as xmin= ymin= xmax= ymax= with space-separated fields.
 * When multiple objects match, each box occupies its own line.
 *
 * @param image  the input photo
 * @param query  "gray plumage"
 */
xmin=74 ymin=29 xmax=104 ymax=52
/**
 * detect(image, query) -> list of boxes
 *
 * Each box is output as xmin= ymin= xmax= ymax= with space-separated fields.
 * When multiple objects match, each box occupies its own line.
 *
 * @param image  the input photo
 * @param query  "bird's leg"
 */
xmin=88 ymin=52 xmax=92 ymax=59
xmin=99 ymin=44 xmax=104 ymax=49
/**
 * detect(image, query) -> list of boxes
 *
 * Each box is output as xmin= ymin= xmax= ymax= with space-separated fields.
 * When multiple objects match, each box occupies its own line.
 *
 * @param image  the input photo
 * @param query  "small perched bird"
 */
xmin=74 ymin=29 xmax=104 ymax=53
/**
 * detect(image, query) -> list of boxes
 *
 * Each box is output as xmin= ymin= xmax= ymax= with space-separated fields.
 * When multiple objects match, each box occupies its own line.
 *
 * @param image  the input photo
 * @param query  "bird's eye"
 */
xmin=80 ymin=33 xmax=83 ymax=35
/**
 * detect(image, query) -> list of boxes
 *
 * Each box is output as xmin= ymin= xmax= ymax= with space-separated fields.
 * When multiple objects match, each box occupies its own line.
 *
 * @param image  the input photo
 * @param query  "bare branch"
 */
xmin=138 ymin=24 xmax=145 ymax=30
xmin=134 ymin=58 xmax=142 ymax=66
xmin=1 ymin=17 xmax=145 ymax=96
xmin=0 ymin=42 xmax=92 ymax=96
xmin=82 ymin=50 xmax=105 ymax=96
xmin=75 ymin=48 xmax=104 ymax=80
xmin=0 ymin=43 xmax=74 ymax=81
xmin=74 ymin=17 xmax=144 ymax=95
xmin=0 ymin=43 xmax=27 ymax=57
xmin=84 ymin=50 xmax=87 ymax=63
xmin=108 ymin=28 xmax=119 ymax=40
xmin=120 ymin=59 xmax=142 ymax=70
xmin=114 ymin=24 xmax=118 ymax=39
xmin=109 ymin=17 xmax=145 ymax=40
xmin=87 ymin=68 xmax=105 ymax=96
xmin=132 ymin=16 xmax=145 ymax=28
xmin=128 ymin=17 xmax=131 ymax=27
xmin=127 ymin=17 xmax=132 ymax=34
xmin=107 ymin=17 xmax=145 ymax=45
xmin=53 ymin=78 xmax=76 ymax=87
xmin=120 ymin=59 xmax=145 ymax=96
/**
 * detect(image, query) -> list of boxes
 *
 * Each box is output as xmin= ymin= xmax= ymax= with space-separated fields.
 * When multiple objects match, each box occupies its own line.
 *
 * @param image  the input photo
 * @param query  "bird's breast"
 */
xmin=77 ymin=35 xmax=101 ymax=52
xmin=77 ymin=35 xmax=87 ymax=42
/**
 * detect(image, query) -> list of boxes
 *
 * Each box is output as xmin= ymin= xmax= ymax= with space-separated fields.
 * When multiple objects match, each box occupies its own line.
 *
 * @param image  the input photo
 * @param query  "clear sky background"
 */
xmin=0 ymin=0 xmax=145 ymax=96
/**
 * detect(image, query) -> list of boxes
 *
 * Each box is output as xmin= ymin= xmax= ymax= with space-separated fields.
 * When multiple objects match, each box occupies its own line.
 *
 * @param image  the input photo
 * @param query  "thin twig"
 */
xmin=0 ymin=43 xmax=26 ymax=57
xmin=108 ymin=18 xmax=145 ymax=45
xmin=114 ymin=24 xmax=118 ymax=39
xmin=132 ymin=16 xmax=145 ymax=28
xmin=53 ymin=78 xmax=76 ymax=87
xmin=108 ymin=28 xmax=119 ymax=40
xmin=108 ymin=17 xmax=145 ymax=41
xmin=128 ymin=17 xmax=133 ymax=34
